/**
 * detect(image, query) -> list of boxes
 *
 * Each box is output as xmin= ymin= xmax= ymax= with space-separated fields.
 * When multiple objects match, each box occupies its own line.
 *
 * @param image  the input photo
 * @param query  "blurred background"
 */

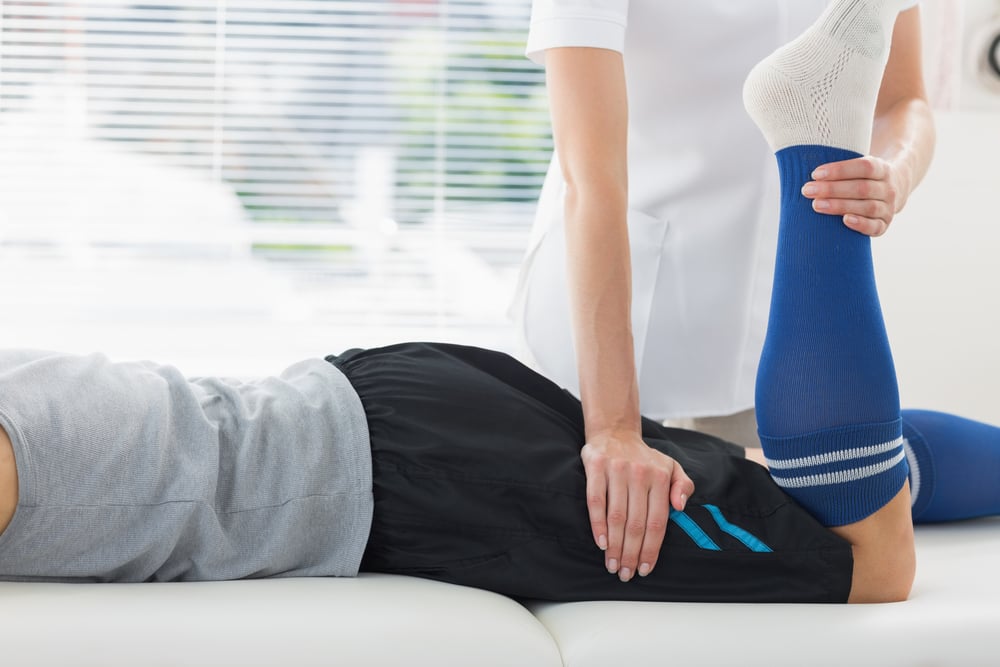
xmin=0 ymin=0 xmax=997 ymax=422
xmin=0 ymin=0 xmax=550 ymax=375
xmin=875 ymin=0 xmax=1000 ymax=423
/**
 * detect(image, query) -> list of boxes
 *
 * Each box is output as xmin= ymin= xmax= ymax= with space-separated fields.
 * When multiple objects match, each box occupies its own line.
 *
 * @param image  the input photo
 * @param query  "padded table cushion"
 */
xmin=2 ymin=523 xmax=997 ymax=666
xmin=0 ymin=573 xmax=562 ymax=667
xmin=527 ymin=518 xmax=1000 ymax=667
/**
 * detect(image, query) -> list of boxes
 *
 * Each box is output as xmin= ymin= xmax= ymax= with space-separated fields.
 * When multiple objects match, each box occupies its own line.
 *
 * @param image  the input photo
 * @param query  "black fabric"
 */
xmin=328 ymin=342 xmax=853 ymax=604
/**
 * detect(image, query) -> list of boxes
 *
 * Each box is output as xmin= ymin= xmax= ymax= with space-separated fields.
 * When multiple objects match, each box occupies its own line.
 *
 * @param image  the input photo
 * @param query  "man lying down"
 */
xmin=0 ymin=341 xmax=998 ymax=604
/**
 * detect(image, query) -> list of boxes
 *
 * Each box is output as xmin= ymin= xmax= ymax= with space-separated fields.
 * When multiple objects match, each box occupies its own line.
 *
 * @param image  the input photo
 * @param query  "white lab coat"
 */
xmin=510 ymin=0 xmax=917 ymax=421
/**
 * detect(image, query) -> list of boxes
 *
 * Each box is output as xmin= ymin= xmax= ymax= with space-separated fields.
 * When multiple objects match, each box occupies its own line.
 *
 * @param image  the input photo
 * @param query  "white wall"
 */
xmin=872 ymin=1 xmax=1000 ymax=424
xmin=874 ymin=114 xmax=999 ymax=424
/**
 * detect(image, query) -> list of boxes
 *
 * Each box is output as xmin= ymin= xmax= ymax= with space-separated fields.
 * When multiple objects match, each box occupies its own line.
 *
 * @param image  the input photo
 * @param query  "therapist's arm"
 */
xmin=544 ymin=47 xmax=694 ymax=583
xmin=801 ymin=7 xmax=935 ymax=236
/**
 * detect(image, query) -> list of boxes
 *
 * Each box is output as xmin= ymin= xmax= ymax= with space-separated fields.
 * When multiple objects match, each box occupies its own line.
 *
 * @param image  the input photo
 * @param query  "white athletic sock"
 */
xmin=743 ymin=0 xmax=907 ymax=154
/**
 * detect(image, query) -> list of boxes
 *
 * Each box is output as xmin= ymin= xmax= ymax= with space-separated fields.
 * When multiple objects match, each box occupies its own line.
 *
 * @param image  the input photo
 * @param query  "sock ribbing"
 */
xmin=903 ymin=409 xmax=1000 ymax=523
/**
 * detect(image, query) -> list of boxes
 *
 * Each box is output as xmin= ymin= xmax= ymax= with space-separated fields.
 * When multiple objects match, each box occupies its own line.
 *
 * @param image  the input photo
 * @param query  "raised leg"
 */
xmin=743 ymin=0 xmax=915 ymax=602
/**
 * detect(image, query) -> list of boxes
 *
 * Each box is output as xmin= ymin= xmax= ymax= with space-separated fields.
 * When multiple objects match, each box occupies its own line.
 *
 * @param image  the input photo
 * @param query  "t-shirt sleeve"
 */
xmin=524 ymin=1 xmax=920 ymax=65
xmin=525 ymin=0 xmax=629 ymax=65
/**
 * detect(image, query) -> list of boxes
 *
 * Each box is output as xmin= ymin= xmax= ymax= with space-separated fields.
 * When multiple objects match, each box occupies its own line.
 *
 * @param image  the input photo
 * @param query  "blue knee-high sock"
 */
xmin=902 ymin=409 xmax=1000 ymax=523
xmin=755 ymin=145 xmax=909 ymax=527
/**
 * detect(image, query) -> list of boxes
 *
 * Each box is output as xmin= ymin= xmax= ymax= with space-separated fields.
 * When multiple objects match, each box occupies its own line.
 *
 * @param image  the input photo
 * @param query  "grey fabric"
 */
xmin=667 ymin=409 xmax=761 ymax=450
xmin=0 ymin=350 xmax=372 ymax=582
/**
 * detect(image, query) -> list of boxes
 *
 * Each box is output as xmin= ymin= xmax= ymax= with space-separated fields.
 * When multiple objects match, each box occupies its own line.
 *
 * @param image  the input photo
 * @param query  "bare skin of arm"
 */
xmin=544 ymin=47 xmax=694 ymax=583
xmin=0 ymin=424 xmax=17 ymax=537
xmin=803 ymin=7 xmax=935 ymax=236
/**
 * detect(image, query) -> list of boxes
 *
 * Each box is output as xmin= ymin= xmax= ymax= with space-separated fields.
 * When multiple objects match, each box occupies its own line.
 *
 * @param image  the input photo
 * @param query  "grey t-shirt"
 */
xmin=0 ymin=350 xmax=372 ymax=582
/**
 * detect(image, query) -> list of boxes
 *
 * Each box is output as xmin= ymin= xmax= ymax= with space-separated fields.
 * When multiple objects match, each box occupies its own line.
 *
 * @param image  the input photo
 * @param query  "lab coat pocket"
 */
xmin=627 ymin=209 xmax=671 ymax=373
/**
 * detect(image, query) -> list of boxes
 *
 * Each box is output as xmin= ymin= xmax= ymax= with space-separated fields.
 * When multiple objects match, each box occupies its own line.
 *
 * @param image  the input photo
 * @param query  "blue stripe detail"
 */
xmin=703 ymin=504 xmax=773 ymax=553
xmin=669 ymin=509 xmax=721 ymax=551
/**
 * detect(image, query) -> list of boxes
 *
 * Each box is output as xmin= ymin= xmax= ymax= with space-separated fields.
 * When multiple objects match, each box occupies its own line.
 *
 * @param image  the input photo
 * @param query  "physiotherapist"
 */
xmin=509 ymin=0 xmax=936 ymax=563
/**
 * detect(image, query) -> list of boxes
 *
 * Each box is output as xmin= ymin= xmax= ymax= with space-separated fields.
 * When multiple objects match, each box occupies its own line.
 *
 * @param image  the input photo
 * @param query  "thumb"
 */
xmin=670 ymin=465 xmax=694 ymax=511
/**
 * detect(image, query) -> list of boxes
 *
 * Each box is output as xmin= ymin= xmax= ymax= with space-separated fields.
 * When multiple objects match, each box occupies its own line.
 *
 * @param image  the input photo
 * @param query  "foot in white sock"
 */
xmin=743 ymin=0 xmax=907 ymax=154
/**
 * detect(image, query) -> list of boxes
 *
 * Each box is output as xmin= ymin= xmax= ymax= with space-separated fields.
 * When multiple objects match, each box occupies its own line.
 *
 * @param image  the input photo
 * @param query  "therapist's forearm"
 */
xmin=870 ymin=96 xmax=935 ymax=211
xmin=870 ymin=7 xmax=935 ymax=211
xmin=545 ymin=47 xmax=641 ymax=441
xmin=563 ymin=184 xmax=642 ymax=440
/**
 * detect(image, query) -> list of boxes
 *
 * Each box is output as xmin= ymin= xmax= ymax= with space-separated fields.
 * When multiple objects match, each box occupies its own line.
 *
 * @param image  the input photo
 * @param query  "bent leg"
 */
xmin=331 ymin=342 xmax=852 ymax=603
xmin=743 ymin=0 xmax=915 ymax=602
xmin=748 ymin=143 xmax=914 ymax=603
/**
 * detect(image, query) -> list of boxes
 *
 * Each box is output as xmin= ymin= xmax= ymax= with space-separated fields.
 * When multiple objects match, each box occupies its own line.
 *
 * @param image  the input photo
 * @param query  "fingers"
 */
xmin=802 ymin=156 xmax=899 ymax=237
xmin=605 ymin=459 xmax=628 ymax=576
xmin=810 ymin=155 xmax=889 ymax=182
xmin=616 ymin=463 xmax=649 ymax=582
xmin=807 ymin=190 xmax=892 ymax=237
xmin=670 ymin=466 xmax=694 ymax=512
xmin=806 ymin=186 xmax=891 ymax=220
xmin=583 ymin=443 xmax=627 ymax=575
xmin=582 ymin=444 xmax=609 ymax=552
xmin=621 ymin=459 xmax=693 ymax=581
xmin=843 ymin=214 xmax=890 ymax=237
xmin=582 ymin=440 xmax=697 ymax=584
xmin=802 ymin=178 xmax=892 ymax=205
xmin=636 ymin=471 xmax=670 ymax=578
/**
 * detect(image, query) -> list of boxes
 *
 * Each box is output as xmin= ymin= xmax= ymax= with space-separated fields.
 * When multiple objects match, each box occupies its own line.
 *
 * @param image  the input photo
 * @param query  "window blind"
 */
xmin=0 ymin=0 xmax=551 ymax=370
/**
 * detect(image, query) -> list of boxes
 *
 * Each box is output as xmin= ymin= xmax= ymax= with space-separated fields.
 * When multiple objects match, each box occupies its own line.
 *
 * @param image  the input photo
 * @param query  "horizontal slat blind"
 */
xmin=0 ymin=0 xmax=551 ymax=368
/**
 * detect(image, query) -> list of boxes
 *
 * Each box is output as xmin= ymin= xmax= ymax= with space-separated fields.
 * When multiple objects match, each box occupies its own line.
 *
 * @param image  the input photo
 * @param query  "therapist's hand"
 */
xmin=800 ymin=155 xmax=910 ymax=237
xmin=581 ymin=431 xmax=694 ymax=582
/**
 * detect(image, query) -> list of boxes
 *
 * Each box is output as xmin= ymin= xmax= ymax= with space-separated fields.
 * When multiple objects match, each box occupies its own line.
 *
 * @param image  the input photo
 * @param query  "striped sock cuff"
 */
xmin=761 ymin=419 xmax=910 ymax=527
xmin=900 ymin=416 xmax=936 ymax=522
